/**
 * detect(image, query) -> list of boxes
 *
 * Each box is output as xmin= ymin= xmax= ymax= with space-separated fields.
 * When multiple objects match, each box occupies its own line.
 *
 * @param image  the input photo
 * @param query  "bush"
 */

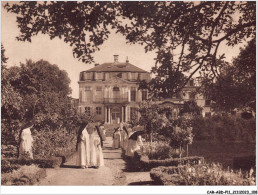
xmin=142 ymin=142 xmax=180 ymax=160
xmin=32 ymin=128 xmax=77 ymax=159
xmin=2 ymin=157 xmax=64 ymax=171
xmin=2 ymin=164 xmax=47 ymax=185
xmin=191 ymin=115 xmax=256 ymax=142
xmin=134 ymin=150 xmax=204 ymax=171
xmin=150 ymin=163 xmax=256 ymax=185
xmin=233 ymin=155 xmax=256 ymax=171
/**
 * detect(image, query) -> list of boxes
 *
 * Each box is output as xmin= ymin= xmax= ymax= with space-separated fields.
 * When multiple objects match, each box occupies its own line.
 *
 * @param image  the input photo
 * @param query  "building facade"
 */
xmin=78 ymin=55 xmax=151 ymax=124
xmin=157 ymin=78 xmax=212 ymax=117
xmin=78 ymin=55 xmax=212 ymax=124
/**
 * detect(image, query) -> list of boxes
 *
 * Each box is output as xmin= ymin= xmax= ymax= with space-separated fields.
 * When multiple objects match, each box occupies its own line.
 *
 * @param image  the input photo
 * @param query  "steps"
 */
xmin=104 ymin=124 xmax=119 ymax=137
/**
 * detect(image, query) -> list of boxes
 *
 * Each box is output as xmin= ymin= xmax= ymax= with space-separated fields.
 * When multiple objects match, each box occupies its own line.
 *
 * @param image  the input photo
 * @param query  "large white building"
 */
xmin=78 ymin=55 xmax=212 ymax=124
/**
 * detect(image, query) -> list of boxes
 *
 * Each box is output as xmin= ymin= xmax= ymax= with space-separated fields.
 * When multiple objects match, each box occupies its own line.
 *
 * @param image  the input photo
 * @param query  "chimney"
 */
xmin=114 ymin=54 xmax=119 ymax=63
xmin=126 ymin=56 xmax=129 ymax=63
xmin=95 ymin=63 xmax=99 ymax=67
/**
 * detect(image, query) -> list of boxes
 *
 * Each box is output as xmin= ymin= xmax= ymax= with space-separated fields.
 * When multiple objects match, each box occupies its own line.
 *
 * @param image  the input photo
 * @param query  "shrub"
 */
xmin=32 ymin=128 xmax=77 ymax=159
xmin=142 ymin=142 xmax=180 ymax=160
xmin=2 ymin=164 xmax=47 ymax=185
xmin=233 ymin=155 xmax=256 ymax=171
xmin=2 ymin=157 xmax=64 ymax=171
xmin=191 ymin=115 xmax=256 ymax=142
xmin=150 ymin=163 xmax=256 ymax=185
xmin=134 ymin=150 xmax=204 ymax=171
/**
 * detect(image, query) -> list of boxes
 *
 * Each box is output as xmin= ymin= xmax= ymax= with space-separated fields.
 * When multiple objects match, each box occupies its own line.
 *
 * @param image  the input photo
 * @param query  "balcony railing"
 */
xmin=104 ymin=98 xmax=129 ymax=104
xmin=93 ymin=97 xmax=130 ymax=103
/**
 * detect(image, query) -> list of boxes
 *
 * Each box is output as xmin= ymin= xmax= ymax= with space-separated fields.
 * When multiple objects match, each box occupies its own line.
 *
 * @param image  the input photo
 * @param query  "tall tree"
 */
xmin=1 ymin=45 xmax=23 ymax=145
xmin=203 ymin=38 xmax=256 ymax=112
xmin=4 ymin=1 xmax=256 ymax=97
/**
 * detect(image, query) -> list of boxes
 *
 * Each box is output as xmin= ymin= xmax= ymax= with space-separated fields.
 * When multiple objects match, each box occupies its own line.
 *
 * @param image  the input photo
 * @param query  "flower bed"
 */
xmin=134 ymin=150 xmax=204 ymax=171
xmin=150 ymin=163 xmax=256 ymax=185
xmin=2 ymin=164 xmax=47 ymax=185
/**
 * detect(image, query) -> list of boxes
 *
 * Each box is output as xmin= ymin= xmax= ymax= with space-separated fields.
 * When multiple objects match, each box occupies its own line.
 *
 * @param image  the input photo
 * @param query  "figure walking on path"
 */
xmin=126 ymin=126 xmax=144 ymax=158
xmin=89 ymin=123 xmax=104 ymax=168
xmin=112 ymin=126 xmax=121 ymax=149
xmin=19 ymin=121 xmax=34 ymax=159
xmin=76 ymin=122 xmax=90 ymax=169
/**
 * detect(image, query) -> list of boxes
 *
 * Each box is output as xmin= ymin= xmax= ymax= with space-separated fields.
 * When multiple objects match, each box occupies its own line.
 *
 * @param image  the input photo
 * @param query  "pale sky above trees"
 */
xmin=1 ymin=2 xmax=246 ymax=98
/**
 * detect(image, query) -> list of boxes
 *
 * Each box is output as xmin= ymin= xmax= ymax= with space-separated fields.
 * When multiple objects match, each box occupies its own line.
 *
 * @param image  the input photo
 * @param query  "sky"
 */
xmin=1 ymin=2 xmax=246 ymax=99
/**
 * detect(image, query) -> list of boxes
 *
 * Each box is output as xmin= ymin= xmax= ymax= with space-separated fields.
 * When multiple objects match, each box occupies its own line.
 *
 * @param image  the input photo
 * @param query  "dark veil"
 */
xmin=76 ymin=122 xmax=88 ymax=151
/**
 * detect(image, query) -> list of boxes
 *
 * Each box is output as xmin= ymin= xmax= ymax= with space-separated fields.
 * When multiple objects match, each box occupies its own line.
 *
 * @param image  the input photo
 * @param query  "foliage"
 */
xmin=1 ymin=45 xmax=23 ymax=145
xmin=4 ymin=1 xmax=118 ymax=64
xmin=1 ymin=164 xmax=47 ymax=185
xmin=151 ymin=163 xmax=256 ymax=185
xmin=138 ymin=101 xmax=169 ymax=142
xmin=203 ymin=38 xmax=256 ymax=112
xmin=1 ymin=59 xmax=91 ymax=150
xmin=191 ymin=115 xmax=256 ymax=142
xmin=32 ymin=128 xmax=77 ymax=159
xmin=179 ymin=100 xmax=203 ymax=116
xmin=118 ymin=1 xmax=256 ymax=97
xmin=4 ymin=2 xmax=256 ymax=97
xmin=161 ymin=117 xmax=194 ymax=157
xmin=142 ymin=142 xmax=180 ymax=160
xmin=137 ymin=151 xmax=204 ymax=171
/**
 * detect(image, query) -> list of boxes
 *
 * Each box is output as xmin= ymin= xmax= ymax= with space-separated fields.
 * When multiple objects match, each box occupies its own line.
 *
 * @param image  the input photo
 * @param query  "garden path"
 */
xmin=37 ymin=137 xmax=152 ymax=185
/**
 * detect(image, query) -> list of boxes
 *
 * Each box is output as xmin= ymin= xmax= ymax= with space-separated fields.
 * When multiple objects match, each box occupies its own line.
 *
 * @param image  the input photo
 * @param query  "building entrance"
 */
xmin=111 ymin=107 xmax=121 ymax=124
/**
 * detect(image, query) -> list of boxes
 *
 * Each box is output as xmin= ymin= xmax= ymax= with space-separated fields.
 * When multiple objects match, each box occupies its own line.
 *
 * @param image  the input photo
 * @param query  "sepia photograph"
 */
xmin=1 ymin=1 xmax=256 ymax=194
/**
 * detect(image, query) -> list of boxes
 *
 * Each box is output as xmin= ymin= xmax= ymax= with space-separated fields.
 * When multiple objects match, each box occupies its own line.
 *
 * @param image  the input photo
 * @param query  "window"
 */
xmin=85 ymin=86 xmax=91 ymax=91
xmin=205 ymin=112 xmax=211 ymax=117
xmin=131 ymin=72 xmax=137 ymax=80
xmin=79 ymin=91 xmax=82 ymax=102
xmin=96 ymin=107 xmax=102 ymax=115
xmin=96 ymin=86 xmax=102 ymax=91
xmin=142 ymin=90 xmax=147 ymax=101
xmin=85 ymin=72 xmax=91 ymax=80
xmin=113 ymin=86 xmax=120 ymax=91
xmin=85 ymin=107 xmax=91 ymax=115
xmin=131 ymin=87 xmax=136 ymax=101
xmin=205 ymin=100 xmax=211 ymax=106
xmin=95 ymin=72 xmax=103 ymax=80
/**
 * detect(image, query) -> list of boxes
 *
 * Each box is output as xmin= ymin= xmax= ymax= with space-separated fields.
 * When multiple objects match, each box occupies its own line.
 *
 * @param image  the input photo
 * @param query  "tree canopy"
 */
xmin=4 ymin=1 xmax=256 ymax=97
xmin=203 ymin=38 xmax=256 ymax=112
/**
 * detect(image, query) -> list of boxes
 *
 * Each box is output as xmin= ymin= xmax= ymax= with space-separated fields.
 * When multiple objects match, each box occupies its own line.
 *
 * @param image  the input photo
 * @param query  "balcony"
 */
xmin=104 ymin=98 xmax=129 ymax=104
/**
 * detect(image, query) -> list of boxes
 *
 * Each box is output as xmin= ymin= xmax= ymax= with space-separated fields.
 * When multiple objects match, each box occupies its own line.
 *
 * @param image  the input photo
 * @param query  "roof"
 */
xmin=83 ymin=62 xmax=149 ymax=73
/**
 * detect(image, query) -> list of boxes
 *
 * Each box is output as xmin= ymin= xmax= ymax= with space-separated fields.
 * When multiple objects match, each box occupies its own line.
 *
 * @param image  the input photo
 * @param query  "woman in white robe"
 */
xmin=19 ymin=124 xmax=34 ymax=159
xmin=125 ymin=128 xmax=134 ymax=156
xmin=126 ymin=133 xmax=144 ymax=158
xmin=112 ymin=128 xmax=121 ymax=149
xmin=89 ymin=124 xmax=104 ymax=168
xmin=76 ymin=122 xmax=90 ymax=168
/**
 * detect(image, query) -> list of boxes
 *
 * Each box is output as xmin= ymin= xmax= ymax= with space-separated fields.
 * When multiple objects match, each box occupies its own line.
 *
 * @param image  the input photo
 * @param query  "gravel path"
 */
xmin=37 ymin=137 xmax=152 ymax=186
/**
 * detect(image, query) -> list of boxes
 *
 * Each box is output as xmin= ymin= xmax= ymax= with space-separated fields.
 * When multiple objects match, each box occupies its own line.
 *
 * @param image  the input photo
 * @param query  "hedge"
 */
xmin=2 ymin=164 xmax=47 ymax=185
xmin=233 ymin=155 xmax=256 ymax=171
xmin=2 ymin=156 xmax=64 ymax=172
xmin=133 ymin=151 xmax=204 ymax=171
xmin=150 ymin=163 xmax=256 ymax=185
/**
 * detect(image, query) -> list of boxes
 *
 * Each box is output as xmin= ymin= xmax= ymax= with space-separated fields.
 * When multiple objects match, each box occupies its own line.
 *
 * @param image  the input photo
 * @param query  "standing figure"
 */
xmin=19 ymin=122 xmax=34 ymax=159
xmin=76 ymin=122 xmax=90 ymax=169
xmin=125 ymin=128 xmax=134 ymax=156
xmin=89 ymin=124 xmax=104 ymax=168
xmin=126 ymin=130 xmax=144 ymax=158
xmin=112 ymin=127 xmax=121 ymax=149
xmin=98 ymin=121 xmax=106 ymax=147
